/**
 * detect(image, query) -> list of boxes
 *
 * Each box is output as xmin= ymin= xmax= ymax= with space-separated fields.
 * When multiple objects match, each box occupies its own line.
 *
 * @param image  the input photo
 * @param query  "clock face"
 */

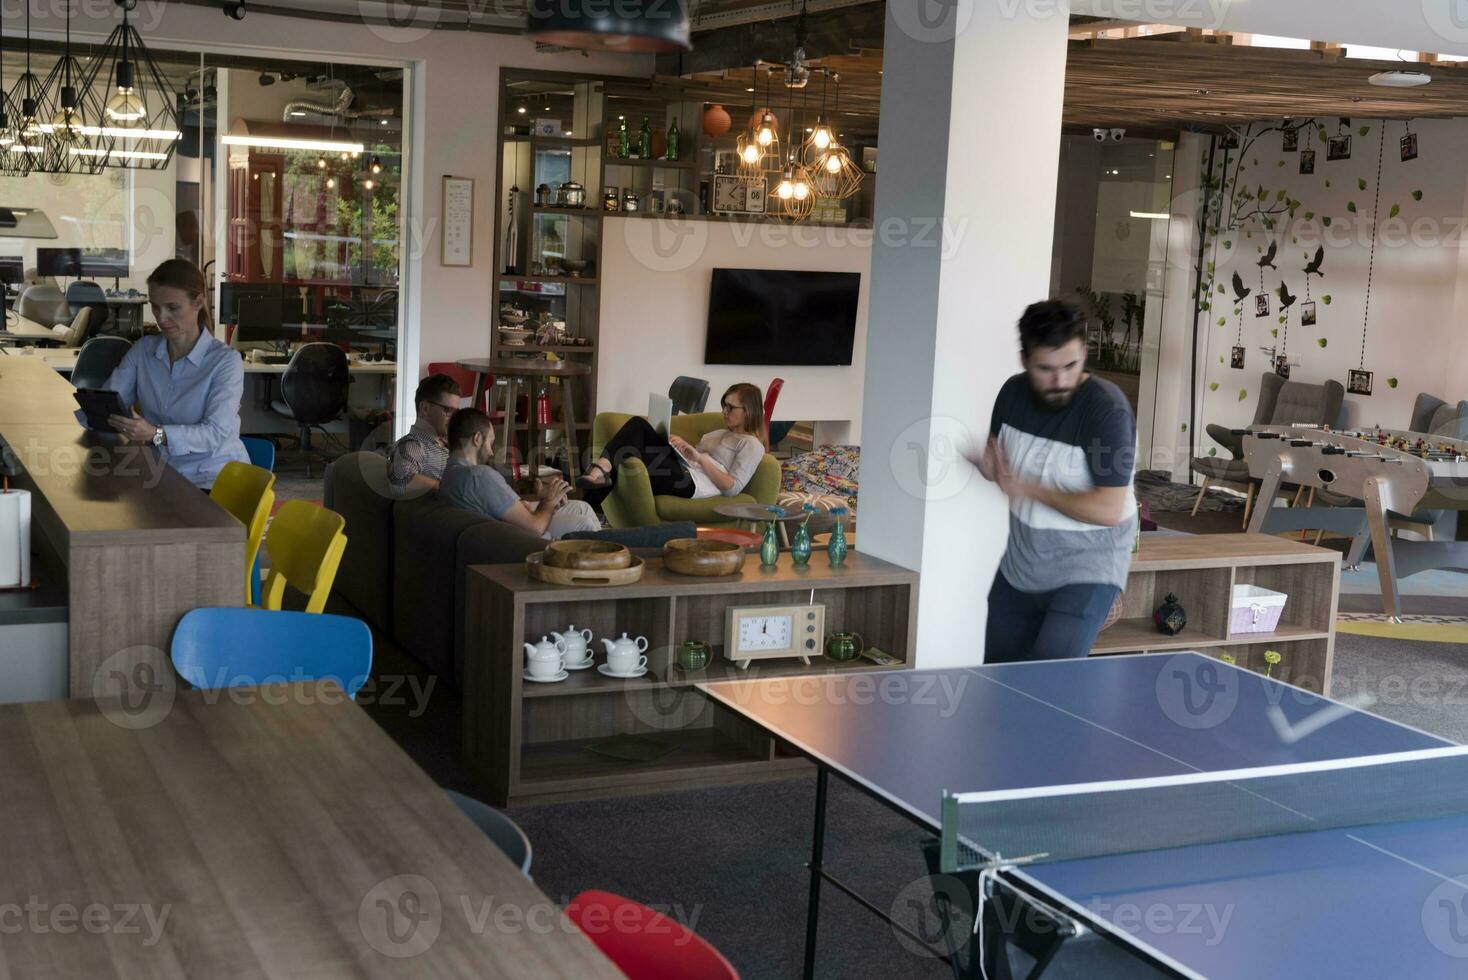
xmin=737 ymin=615 xmax=793 ymax=652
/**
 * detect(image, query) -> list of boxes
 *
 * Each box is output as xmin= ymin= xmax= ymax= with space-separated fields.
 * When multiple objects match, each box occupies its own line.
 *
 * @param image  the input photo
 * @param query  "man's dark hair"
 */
xmin=448 ymin=407 xmax=494 ymax=451
xmin=415 ymin=373 xmax=461 ymax=410
xmin=1018 ymin=299 xmax=1087 ymax=357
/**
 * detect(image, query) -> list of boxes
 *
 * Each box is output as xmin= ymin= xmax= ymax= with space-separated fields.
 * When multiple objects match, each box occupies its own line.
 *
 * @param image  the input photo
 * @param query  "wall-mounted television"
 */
xmin=704 ymin=268 xmax=860 ymax=366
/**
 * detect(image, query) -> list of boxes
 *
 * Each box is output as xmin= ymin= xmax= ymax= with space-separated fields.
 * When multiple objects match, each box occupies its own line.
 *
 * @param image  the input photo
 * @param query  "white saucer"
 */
xmin=523 ymin=669 xmax=568 ymax=683
xmin=564 ymin=658 xmax=596 ymax=671
xmin=597 ymin=663 xmax=648 ymax=679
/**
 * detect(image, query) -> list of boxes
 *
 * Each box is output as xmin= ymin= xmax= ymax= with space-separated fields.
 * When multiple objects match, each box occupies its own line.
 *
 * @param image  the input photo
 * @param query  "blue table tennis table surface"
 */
xmin=698 ymin=653 xmax=1468 ymax=979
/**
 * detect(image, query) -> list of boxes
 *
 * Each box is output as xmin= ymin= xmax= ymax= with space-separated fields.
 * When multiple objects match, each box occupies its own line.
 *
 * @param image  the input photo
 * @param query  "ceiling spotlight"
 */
xmin=363 ymin=177 xmax=374 ymax=190
xmin=326 ymin=175 xmax=335 ymax=188
xmin=516 ymin=102 xmax=527 ymax=115
xmin=222 ymin=1 xmax=246 ymax=20
xmin=379 ymin=118 xmax=388 ymax=125
xmin=370 ymin=155 xmax=382 ymax=174
xmin=1369 ymin=70 xmax=1431 ymax=88
xmin=317 ymin=156 xmax=327 ymax=169
xmin=340 ymin=151 xmax=350 ymax=160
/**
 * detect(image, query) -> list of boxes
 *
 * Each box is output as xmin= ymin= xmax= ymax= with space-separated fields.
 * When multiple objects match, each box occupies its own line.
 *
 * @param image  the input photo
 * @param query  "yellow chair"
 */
xmin=260 ymin=499 xmax=348 ymax=614
xmin=209 ymin=461 xmax=276 ymax=605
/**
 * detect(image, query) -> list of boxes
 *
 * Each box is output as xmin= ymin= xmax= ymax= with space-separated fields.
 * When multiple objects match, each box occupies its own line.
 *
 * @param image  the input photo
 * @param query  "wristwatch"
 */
xmin=151 ymin=426 xmax=166 ymax=448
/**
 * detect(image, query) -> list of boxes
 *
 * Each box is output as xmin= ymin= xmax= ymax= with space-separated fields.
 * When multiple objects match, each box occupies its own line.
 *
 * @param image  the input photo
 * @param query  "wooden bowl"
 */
xmin=528 ymin=553 xmax=643 ymax=586
xmin=543 ymin=540 xmax=632 ymax=571
xmin=662 ymin=538 xmax=747 ymax=577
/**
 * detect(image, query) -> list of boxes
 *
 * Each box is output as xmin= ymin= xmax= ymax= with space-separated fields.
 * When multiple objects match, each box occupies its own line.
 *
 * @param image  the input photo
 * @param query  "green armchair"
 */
xmin=591 ymin=411 xmax=782 ymax=528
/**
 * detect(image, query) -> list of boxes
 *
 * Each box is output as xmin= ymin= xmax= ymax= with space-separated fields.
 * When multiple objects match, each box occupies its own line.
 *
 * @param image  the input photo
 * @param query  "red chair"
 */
xmin=566 ymin=890 xmax=739 ymax=980
xmin=761 ymin=378 xmax=785 ymax=450
xmin=425 ymin=362 xmax=493 ymax=415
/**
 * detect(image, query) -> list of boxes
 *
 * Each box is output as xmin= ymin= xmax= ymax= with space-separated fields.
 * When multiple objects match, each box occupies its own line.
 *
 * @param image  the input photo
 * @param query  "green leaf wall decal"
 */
xmin=1347 ymin=201 xmax=1357 ymax=212
xmin=1412 ymin=189 xmax=1423 ymax=200
xmin=1322 ymin=295 xmax=1332 ymax=304
xmin=1238 ymin=390 xmax=1248 ymax=402
xmin=1209 ymin=382 xmax=1219 ymax=391
xmin=1317 ymin=338 xmax=1328 ymax=347
xmin=1358 ymin=177 xmax=1367 ymax=191
xmin=1387 ymin=378 xmax=1398 ymax=388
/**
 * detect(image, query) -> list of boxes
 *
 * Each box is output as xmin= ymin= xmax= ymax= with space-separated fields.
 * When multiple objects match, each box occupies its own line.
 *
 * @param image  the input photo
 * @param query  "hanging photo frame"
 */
xmin=1348 ymin=368 xmax=1374 ymax=396
xmin=1401 ymin=131 xmax=1419 ymax=162
xmin=1327 ymin=135 xmax=1353 ymax=161
xmin=1299 ymin=149 xmax=1316 ymax=174
xmin=1300 ymin=301 xmax=1317 ymax=326
xmin=1275 ymin=356 xmax=1292 ymax=379
xmin=1255 ymin=294 xmax=1271 ymax=317
xmin=1282 ymin=128 xmax=1299 ymax=152
xmin=1221 ymin=130 xmax=1240 ymax=150
xmin=1231 ymin=346 xmax=1246 ymax=369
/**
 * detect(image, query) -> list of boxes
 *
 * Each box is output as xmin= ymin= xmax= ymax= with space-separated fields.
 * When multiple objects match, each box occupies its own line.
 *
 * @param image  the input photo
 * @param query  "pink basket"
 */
xmin=1230 ymin=584 xmax=1287 ymax=635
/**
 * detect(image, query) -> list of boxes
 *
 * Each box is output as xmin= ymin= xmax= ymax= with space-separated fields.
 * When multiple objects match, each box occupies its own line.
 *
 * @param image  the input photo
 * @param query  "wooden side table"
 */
xmin=458 ymin=357 xmax=591 ymax=481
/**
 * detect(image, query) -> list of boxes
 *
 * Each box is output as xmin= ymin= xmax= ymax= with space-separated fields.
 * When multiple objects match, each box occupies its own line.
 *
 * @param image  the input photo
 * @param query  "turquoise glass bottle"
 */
xmin=827 ymin=507 xmax=848 ymax=568
xmin=791 ymin=505 xmax=815 ymax=567
xmin=760 ymin=519 xmax=779 ymax=568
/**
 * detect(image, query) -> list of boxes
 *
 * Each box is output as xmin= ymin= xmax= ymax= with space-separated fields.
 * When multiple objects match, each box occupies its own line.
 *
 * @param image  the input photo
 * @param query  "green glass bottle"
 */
xmin=616 ymin=117 xmax=630 ymax=159
xmin=760 ymin=520 xmax=779 ymax=568
xmin=666 ymin=117 xmax=680 ymax=161
xmin=827 ymin=507 xmax=848 ymax=568
xmin=638 ymin=116 xmax=653 ymax=160
xmin=791 ymin=506 xmax=814 ymax=567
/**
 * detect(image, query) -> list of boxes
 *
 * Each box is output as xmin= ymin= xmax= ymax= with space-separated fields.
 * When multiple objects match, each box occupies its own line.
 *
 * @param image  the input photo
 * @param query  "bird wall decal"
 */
xmin=1278 ymin=281 xmax=1297 ymax=309
xmin=1303 ymin=246 xmax=1325 ymax=277
xmin=1231 ymin=271 xmax=1251 ymax=302
xmin=1258 ymin=240 xmax=1278 ymax=269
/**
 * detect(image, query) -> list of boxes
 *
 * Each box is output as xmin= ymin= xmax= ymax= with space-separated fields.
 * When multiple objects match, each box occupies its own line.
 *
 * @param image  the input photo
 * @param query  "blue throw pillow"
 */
xmin=564 ymin=521 xmax=698 ymax=549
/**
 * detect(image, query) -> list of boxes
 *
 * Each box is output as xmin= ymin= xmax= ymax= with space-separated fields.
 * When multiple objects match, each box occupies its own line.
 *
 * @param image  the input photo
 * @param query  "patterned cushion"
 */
xmin=781 ymin=445 xmax=859 ymax=510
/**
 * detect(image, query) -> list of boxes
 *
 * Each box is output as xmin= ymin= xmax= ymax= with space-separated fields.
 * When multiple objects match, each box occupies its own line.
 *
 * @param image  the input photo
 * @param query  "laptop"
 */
xmin=648 ymin=392 xmax=674 ymax=436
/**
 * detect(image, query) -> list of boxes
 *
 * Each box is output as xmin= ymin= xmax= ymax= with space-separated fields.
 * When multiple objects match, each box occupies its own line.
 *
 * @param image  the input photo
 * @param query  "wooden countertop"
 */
xmin=0 ymin=357 xmax=240 ymax=548
xmin=1130 ymin=532 xmax=1340 ymax=571
xmin=0 ymin=683 xmax=622 ymax=978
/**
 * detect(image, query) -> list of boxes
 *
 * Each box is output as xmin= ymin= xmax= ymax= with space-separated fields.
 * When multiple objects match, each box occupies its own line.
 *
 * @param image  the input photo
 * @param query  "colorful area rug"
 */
xmin=1336 ymin=612 xmax=1468 ymax=644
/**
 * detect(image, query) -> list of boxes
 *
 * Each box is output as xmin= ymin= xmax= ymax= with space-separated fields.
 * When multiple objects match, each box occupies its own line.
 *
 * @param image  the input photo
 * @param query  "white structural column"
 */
xmin=857 ymin=2 xmax=1070 ymax=668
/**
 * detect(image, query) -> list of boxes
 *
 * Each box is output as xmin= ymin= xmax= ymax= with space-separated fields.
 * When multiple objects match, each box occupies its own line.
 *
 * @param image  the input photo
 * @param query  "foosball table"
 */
xmin=1240 ymin=425 xmax=1468 ymax=620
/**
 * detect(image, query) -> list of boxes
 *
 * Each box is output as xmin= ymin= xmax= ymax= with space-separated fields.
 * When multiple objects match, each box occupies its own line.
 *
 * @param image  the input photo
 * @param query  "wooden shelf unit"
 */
xmin=1091 ymin=533 xmax=1340 ymax=691
xmin=463 ymin=551 xmax=918 ymax=806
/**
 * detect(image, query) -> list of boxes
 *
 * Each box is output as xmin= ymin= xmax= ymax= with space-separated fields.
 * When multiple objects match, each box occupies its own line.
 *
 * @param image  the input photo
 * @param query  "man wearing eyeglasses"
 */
xmin=387 ymin=374 xmax=462 ymax=496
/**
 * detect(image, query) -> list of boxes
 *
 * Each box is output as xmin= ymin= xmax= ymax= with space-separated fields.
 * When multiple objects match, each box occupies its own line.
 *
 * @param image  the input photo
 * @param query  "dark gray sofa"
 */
xmin=325 ymin=452 xmax=545 ymax=689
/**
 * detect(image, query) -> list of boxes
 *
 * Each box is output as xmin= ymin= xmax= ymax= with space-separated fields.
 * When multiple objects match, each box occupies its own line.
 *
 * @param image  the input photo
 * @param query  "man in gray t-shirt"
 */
xmin=438 ymin=408 xmax=600 ymax=540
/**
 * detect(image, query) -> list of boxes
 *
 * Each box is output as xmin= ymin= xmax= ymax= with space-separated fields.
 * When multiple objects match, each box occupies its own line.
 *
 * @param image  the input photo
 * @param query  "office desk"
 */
xmin=0 ymin=357 xmax=242 ymax=699
xmin=2 ymin=309 xmax=64 ymax=342
xmin=0 ymin=681 xmax=622 ymax=978
xmin=1 ymin=346 xmax=397 ymax=377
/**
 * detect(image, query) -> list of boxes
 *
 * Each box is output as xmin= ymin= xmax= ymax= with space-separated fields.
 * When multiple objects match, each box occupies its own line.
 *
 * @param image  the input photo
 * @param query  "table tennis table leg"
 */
xmin=802 ymin=766 xmax=829 ymax=980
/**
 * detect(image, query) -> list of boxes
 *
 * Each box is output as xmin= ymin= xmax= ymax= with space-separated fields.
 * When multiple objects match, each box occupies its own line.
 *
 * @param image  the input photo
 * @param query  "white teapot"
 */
xmin=601 ymin=633 xmax=649 ymax=674
xmin=552 ymin=625 xmax=594 ymax=666
xmin=523 ymin=635 xmax=567 ymax=677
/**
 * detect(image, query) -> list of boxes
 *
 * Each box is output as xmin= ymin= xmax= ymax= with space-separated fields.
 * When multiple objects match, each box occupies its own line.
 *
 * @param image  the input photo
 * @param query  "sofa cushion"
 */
xmin=393 ymin=495 xmax=491 ymax=683
xmin=453 ymin=516 xmax=548 ymax=690
xmin=323 ymin=452 xmax=397 ymax=632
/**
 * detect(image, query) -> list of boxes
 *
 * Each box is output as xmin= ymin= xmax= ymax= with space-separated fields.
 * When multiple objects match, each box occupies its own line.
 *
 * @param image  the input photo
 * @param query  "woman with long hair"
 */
xmin=579 ymin=382 xmax=766 ymax=507
xmin=104 ymin=258 xmax=250 ymax=489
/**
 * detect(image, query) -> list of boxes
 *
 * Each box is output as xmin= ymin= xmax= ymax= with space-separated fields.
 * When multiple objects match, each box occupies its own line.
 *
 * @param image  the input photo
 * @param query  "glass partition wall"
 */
xmin=0 ymin=36 xmax=407 ymax=449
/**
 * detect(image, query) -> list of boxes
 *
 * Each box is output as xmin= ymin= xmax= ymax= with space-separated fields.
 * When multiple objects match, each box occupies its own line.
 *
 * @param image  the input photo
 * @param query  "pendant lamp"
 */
xmin=78 ymin=0 xmax=185 ymax=170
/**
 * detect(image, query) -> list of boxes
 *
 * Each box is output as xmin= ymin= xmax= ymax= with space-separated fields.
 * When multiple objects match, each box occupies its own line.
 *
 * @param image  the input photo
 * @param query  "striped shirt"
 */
xmin=387 ymin=419 xmax=449 ymax=492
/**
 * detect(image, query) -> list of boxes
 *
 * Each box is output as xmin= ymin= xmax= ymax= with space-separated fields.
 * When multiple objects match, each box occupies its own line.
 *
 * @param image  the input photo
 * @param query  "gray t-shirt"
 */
xmin=438 ymin=457 xmax=520 ymax=519
xmin=989 ymin=373 xmax=1137 ymax=592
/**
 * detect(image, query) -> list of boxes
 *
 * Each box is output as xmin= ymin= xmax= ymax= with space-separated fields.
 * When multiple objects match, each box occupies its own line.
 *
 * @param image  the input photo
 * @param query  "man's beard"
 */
xmin=1039 ymin=387 xmax=1075 ymax=407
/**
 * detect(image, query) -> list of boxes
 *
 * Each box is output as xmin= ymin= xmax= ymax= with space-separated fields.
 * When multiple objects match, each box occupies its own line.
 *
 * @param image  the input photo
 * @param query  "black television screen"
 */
xmin=81 ymin=248 xmax=129 ymax=278
xmin=36 ymin=247 xmax=82 ymax=277
xmin=704 ymin=268 xmax=860 ymax=366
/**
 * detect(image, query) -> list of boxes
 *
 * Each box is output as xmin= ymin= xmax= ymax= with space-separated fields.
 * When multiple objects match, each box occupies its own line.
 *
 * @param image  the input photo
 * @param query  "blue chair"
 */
xmin=239 ymin=436 xmax=276 ymax=604
xmin=171 ymin=607 xmax=372 ymax=698
xmin=445 ymin=789 xmax=533 ymax=876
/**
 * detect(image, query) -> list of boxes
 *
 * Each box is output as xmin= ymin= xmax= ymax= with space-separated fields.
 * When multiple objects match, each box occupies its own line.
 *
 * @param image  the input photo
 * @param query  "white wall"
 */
xmin=1192 ymin=117 xmax=1467 ymax=439
xmin=26 ymin=3 xmax=650 ymax=426
xmin=597 ymin=217 xmax=870 ymax=441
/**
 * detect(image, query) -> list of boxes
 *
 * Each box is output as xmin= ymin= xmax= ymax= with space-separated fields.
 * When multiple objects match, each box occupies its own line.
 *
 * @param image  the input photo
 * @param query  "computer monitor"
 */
xmin=233 ymin=297 xmax=292 ymax=345
xmin=80 ymin=248 xmax=129 ymax=279
xmin=36 ymin=247 xmax=82 ymax=277
xmin=0 ymin=256 xmax=23 ymax=287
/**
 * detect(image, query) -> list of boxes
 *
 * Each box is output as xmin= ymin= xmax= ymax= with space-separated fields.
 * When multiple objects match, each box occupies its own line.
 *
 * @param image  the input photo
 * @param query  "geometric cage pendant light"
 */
xmin=0 ymin=7 xmax=30 ymax=176
xmin=35 ymin=0 xmax=110 ymax=175
xmin=9 ymin=0 xmax=49 ymax=174
xmin=77 ymin=0 xmax=184 ymax=170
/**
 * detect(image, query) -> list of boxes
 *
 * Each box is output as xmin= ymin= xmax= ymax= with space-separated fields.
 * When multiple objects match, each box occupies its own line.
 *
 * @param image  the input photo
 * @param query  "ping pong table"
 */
xmin=699 ymin=653 xmax=1468 ymax=979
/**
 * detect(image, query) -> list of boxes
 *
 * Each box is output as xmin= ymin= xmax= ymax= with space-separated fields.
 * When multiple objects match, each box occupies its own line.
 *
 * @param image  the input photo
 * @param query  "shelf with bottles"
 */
xmin=498 ymin=274 xmax=599 ymax=286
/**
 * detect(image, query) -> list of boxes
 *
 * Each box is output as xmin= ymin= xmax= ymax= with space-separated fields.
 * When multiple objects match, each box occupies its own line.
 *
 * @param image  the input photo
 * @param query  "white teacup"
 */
xmin=606 ymin=651 xmax=647 ymax=675
xmin=527 ymin=653 xmax=563 ymax=678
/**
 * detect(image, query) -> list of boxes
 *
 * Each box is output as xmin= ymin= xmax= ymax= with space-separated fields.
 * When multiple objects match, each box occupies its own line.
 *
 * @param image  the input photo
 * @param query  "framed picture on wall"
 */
xmin=1231 ymin=346 xmax=1246 ymax=369
xmin=1282 ymin=128 xmax=1299 ymax=152
xmin=1275 ymin=356 xmax=1292 ymax=379
xmin=1348 ymin=368 xmax=1374 ymax=396
xmin=1299 ymin=149 xmax=1316 ymax=174
xmin=1300 ymin=301 xmax=1317 ymax=326
xmin=1255 ymin=294 xmax=1270 ymax=318
xmin=440 ymin=175 xmax=474 ymax=267
xmin=1327 ymin=134 xmax=1353 ymax=161
xmin=1401 ymin=131 xmax=1419 ymax=162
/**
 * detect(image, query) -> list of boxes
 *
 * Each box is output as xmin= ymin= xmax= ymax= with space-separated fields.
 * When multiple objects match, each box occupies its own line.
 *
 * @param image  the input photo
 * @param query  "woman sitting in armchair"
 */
xmin=580 ymin=383 xmax=766 ymax=508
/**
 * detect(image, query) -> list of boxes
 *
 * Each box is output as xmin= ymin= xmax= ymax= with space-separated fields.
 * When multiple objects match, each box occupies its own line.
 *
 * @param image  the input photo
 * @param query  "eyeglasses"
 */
xmin=429 ymin=400 xmax=459 ymax=413
xmin=721 ymin=402 xmax=744 ymax=413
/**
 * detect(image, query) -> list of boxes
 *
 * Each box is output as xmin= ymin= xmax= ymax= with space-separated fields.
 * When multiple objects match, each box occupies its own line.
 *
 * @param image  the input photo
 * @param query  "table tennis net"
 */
xmin=938 ymin=746 xmax=1468 ymax=874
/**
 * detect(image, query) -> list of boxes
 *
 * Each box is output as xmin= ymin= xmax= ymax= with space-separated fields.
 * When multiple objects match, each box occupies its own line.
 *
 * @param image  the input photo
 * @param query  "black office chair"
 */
xmin=270 ymin=342 xmax=349 ymax=477
xmin=71 ymin=336 xmax=133 ymax=390
xmin=66 ymin=281 xmax=110 ymax=333
xmin=668 ymin=375 xmax=711 ymax=415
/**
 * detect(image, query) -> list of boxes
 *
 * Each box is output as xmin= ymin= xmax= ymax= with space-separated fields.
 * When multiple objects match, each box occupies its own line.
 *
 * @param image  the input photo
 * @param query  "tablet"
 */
xmin=73 ymin=388 xmax=130 ymax=432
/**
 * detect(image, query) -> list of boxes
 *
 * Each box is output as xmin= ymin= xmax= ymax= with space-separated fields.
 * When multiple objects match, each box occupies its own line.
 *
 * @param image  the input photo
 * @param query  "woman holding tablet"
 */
xmin=104 ymin=259 xmax=249 ymax=490
xmin=578 ymin=382 xmax=766 ymax=507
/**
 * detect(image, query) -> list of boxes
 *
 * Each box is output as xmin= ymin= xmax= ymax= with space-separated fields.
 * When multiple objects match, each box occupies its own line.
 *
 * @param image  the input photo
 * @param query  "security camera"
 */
xmin=1110 ymin=128 xmax=1126 ymax=142
xmin=1092 ymin=128 xmax=1107 ymax=143
xmin=222 ymin=1 xmax=245 ymax=20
